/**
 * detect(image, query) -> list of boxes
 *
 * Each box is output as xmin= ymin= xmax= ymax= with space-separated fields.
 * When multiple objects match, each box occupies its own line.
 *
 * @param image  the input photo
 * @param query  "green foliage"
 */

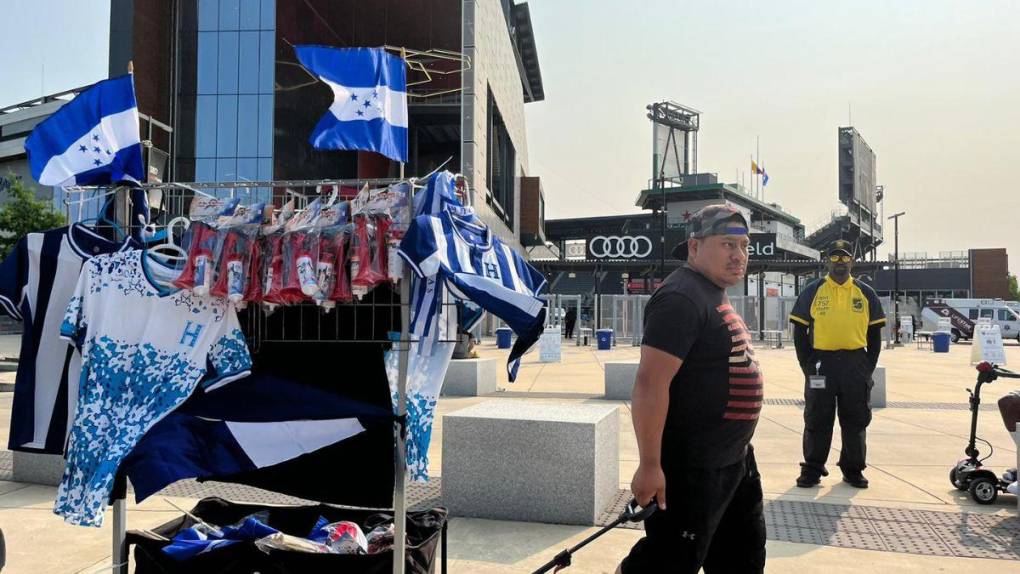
xmin=0 ymin=174 xmax=66 ymax=258
xmin=1009 ymin=273 xmax=1019 ymax=302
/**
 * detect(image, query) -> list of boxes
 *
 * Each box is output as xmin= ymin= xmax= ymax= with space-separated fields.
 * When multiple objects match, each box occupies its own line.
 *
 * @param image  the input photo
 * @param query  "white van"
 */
xmin=922 ymin=298 xmax=1020 ymax=343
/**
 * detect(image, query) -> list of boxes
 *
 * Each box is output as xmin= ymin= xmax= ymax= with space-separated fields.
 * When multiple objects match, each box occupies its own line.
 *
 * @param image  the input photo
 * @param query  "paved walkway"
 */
xmin=0 ymin=338 xmax=1018 ymax=572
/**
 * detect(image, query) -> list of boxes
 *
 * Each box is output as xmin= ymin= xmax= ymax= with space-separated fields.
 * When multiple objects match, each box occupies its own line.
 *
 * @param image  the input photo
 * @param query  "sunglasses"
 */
xmin=828 ymin=255 xmax=852 ymax=263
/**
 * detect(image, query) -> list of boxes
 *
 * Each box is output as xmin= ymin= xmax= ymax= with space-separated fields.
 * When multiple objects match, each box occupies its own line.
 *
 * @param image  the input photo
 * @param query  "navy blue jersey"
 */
xmin=0 ymin=224 xmax=135 ymax=453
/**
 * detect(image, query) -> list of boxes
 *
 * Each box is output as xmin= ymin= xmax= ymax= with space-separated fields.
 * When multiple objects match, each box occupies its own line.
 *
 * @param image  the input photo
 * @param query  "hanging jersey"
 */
xmin=0 ymin=224 xmax=136 ymax=454
xmin=55 ymin=249 xmax=252 ymax=526
xmin=399 ymin=211 xmax=547 ymax=381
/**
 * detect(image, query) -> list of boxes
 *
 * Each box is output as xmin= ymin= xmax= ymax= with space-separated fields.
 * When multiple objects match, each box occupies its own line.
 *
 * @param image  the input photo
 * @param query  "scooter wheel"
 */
xmin=949 ymin=467 xmax=967 ymax=491
xmin=969 ymin=478 xmax=998 ymax=505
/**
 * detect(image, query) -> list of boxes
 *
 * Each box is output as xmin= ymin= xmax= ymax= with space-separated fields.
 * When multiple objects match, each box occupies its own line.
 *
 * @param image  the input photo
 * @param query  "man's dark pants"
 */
xmin=565 ymin=319 xmax=576 ymax=339
xmin=802 ymin=349 xmax=873 ymax=477
xmin=621 ymin=446 xmax=766 ymax=573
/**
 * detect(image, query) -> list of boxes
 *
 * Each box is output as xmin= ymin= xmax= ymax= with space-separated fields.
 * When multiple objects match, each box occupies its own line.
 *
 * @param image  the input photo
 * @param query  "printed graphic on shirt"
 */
xmin=718 ymin=303 xmax=763 ymax=422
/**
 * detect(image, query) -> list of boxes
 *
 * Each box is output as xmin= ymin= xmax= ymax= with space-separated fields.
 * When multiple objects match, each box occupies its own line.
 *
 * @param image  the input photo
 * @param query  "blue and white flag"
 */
xmin=24 ymin=74 xmax=144 ymax=186
xmin=120 ymin=373 xmax=393 ymax=503
xmin=294 ymin=46 xmax=408 ymax=163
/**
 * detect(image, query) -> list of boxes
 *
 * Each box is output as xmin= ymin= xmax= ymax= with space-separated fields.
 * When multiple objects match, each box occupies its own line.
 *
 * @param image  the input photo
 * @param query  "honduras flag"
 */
xmin=294 ymin=46 xmax=408 ymax=163
xmin=120 ymin=373 xmax=394 ymax=503
xmin=24 ymin=74 xmax=144 ymax=186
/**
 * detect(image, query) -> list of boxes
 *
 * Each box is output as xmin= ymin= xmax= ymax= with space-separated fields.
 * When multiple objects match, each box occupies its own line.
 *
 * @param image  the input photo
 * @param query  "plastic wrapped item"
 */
xmin=311 ymin=203 xmax=351 ymax=309
xmin=366 ymin=523 xmax=395 ymax=555
xmin=308 ymin=517 xmax=368 ymax=555
xmin=259 ymin=200 xmax=296 ymax=311
xmin=210 ymin=203 xmax=264 ymax=304
xmin=351 ymin=215 xmax=390 ymax=298
xmin=280 ymin=199 xmax=324 ymax=302
xmin=173 ymin=197 xmax=240 ymax=295
xmin=254 ymin=532 xmax=331 ymax=554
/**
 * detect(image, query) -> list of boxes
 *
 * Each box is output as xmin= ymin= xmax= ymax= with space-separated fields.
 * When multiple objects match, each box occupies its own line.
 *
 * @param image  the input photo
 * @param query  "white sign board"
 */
xmin=539 ymin=327 xmax=562 ymax=363
xmin=937 ymin=318 xmax=952 ymax=333
xmin=971 ymin=324 xmax=1007 ymax=366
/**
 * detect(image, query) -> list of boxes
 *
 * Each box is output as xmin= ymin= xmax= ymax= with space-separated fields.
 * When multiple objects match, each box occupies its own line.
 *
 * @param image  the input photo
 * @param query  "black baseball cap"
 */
xmin=827 ymin=239 xmax=854 ymax=257
xmin=670 ymin=205 xmax=749 ymax=259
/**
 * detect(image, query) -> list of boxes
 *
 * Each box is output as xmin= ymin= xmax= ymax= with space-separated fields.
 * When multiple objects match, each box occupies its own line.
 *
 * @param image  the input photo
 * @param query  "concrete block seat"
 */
xmin=441 ymin=358 xmax=498 ymax=397
xmin=442 ymin=400 xmax=619 ymax=525
xmin=604 ymin=362 xmax=638 ymax=400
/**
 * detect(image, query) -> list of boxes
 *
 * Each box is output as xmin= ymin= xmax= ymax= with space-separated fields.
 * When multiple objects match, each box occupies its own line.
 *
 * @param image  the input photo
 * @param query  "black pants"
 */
xmin=565 ymin=319 xmax=576 ymax=338
xmin=621 ymin=447 xmax=766 ymax=573
xmin=802 ymin=349 xmax=873 ymax=476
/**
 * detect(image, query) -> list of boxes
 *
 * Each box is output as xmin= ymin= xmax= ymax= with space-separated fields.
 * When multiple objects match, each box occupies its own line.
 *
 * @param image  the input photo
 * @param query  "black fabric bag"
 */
xmin=128 ymin=497 xmax=446 ymax=574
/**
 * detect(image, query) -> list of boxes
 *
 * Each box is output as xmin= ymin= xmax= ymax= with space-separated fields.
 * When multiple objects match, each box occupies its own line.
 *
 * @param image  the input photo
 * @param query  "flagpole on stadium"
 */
xmin=756 ymin=135 xmax=760 ymax=202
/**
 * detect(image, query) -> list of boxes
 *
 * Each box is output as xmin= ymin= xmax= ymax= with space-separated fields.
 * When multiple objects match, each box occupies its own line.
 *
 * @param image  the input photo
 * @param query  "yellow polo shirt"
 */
xmin=789 ymin=275 xmax=886 ymax=351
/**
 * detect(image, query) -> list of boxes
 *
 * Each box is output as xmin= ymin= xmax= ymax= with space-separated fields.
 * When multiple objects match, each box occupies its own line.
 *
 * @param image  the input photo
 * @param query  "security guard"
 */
xmin=790 ymin=239 xmax=885 ymax=488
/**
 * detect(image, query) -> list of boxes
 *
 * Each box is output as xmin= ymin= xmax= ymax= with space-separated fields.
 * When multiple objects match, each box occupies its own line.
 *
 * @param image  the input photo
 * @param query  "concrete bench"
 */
xmin=871 ymin=366 xmax=887 ymax=408
xmin=12 ymin=451 xmax=64 ymax=486
xmin=604 ymin=361 xmax=639 ymax=400
xmin=442 ymin=400 xmax=619 ymax=525
xmin=441 ymin=358 xmax=498 ymax=397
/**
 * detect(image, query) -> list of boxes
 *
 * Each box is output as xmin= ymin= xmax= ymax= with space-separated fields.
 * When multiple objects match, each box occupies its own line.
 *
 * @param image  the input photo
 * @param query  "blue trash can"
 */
xmin=596 ymin=329 xmax=613 ymax=350
xmin=933 ymin=332 xmax=951 ymax=353
xmin=496 ymin=327 xmax=513 ymax=349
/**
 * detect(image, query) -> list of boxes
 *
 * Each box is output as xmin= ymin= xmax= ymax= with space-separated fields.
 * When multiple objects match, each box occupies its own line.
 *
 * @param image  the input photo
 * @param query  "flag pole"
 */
xmin=756 ymin=135 xmax=760 ymax=201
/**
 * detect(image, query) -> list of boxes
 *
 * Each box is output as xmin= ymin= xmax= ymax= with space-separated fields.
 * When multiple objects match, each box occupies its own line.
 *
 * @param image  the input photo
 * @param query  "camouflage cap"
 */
xmin=828 ymin=239 xmax=854 ymax=257
xmin=687 ymin=204 xmax=750 ymax=239
xmin=670 ymin=204 xmax=749 ymax=259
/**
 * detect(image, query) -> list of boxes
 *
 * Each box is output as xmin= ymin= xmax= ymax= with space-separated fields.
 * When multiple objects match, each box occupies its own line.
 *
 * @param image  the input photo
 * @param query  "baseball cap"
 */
xmin=827 ymin=239 xmax=854 ymax=257
xmin=670 ymin=205 xmax=749 ymax=259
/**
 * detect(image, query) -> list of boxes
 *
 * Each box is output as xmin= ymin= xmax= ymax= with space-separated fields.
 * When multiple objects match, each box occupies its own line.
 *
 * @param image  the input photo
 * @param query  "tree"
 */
xmin=0 ymin=174 xmax=66 ymax=258
xmin=1009 ymin=273 xmax=1020 ymax=302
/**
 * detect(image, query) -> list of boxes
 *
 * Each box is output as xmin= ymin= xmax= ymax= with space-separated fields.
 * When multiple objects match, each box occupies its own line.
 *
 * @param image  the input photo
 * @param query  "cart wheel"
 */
xmin=949 ymin=468 xmax=967 ymax=490
xmin=951 ymin=330 xmax=961 ymax=344
xmin=969 ymin=478 xmax=998 ymax=505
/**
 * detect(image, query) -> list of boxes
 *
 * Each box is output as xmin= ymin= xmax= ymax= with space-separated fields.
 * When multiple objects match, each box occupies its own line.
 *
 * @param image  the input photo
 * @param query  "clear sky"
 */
xmin=524 ymin=0 xmax=1020 ymax=271
xmin=3 ymin=1 xmax=1019 ymax=270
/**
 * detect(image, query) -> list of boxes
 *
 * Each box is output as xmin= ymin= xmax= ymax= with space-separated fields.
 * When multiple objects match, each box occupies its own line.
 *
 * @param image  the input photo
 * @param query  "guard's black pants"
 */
xmin=621 ymin=447 xmax=766 ymax=573
xmin=802 ymin=349 xmax=873 ymax=476
xmin=565 ymin=319 xmax=576 ymax=338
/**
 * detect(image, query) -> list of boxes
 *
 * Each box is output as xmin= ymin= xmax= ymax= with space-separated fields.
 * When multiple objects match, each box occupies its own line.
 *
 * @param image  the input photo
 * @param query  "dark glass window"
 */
xmin=175 ymin=0 xmax=275 ymax=187
xmin=486 ymin=87 xmax=516 ymax=229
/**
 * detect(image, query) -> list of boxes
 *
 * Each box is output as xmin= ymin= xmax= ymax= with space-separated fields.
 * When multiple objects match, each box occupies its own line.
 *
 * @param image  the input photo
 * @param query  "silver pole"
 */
xmin=112 ymin=498 xmax=127 ymax=573
xmin=392 ymin=161 xmax=408 ymax=574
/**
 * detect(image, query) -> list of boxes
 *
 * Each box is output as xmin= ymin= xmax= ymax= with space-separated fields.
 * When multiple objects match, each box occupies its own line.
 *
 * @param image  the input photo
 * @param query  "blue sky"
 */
xmin=3 ymin=1 xmax=1020 ymax=268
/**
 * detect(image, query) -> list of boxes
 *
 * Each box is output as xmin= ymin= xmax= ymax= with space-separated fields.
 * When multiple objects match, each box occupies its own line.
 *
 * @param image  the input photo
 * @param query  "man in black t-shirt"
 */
xmin=619 ymin=205 xmax=766 ymax=574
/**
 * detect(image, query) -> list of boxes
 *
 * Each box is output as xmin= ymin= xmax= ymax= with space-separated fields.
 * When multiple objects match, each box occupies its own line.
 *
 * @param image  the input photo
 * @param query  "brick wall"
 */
xmin=969 ymin=248 xmax=1009 ymax=299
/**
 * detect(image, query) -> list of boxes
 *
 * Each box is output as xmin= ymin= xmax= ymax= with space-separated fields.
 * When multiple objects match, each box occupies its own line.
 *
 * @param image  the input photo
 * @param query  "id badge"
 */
xmin=809 ymin=375 xmax=826 ymax=390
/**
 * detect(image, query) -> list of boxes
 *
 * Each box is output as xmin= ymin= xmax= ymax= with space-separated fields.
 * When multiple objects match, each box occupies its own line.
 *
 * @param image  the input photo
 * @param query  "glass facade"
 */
xmin=177 ymin=0 xmax=275 ymax=194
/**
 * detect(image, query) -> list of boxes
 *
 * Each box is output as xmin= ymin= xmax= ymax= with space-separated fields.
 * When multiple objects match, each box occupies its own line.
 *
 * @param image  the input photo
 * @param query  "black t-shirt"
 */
xmin=642 ymin=266 xmax=763 ymax=468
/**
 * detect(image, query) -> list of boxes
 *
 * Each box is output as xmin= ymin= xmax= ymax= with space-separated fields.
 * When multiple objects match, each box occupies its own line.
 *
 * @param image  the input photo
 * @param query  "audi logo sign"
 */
xmin=589 ymin=235 xmax=654 ymax=259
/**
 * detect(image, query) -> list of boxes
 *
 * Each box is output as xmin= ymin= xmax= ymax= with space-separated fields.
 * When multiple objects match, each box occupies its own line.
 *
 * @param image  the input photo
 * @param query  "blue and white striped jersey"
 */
xmin=399 ymin=210 xmax=547 ymax=381
xmin=0 ymin=224 xmax=136 ymax=454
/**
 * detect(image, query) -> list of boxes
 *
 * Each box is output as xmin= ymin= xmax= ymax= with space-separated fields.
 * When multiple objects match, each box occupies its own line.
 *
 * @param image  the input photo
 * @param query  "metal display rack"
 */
xmin=62 ymin=178 xmax=458 ymax=574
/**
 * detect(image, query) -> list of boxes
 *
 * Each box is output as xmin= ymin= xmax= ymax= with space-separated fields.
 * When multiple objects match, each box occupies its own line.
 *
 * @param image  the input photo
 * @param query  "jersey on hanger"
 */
xmin=0 ymin=224 xmax=136 ymax=454
xmin=399 ymin=210 xmax=547 ymax=381
xmin=55 ymin=249 xmax=252 ymax=527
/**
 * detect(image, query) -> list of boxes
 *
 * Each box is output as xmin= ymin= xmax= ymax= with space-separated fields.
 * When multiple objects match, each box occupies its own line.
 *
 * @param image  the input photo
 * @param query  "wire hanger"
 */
xmin=76 ymin=193 xmax=127 ymax=241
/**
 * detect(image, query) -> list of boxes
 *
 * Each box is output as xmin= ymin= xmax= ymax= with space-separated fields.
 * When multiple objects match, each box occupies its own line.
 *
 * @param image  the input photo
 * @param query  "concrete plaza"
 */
xmin=1 ymin=334 xmax=1019 ymax=572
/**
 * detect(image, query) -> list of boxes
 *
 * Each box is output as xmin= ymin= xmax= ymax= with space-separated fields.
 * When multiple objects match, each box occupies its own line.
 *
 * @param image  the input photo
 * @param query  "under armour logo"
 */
xmin=179 ymin=321 xmax=204 ymax=348
xmin=484 ymin=262 xmax=500 ymax=279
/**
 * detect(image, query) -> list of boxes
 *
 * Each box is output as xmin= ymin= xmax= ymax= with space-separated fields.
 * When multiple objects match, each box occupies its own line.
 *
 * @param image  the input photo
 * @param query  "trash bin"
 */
xmin=496 ymin=327 xmax=513 ymax=349
xmin=933 ymin=332 xmax=951 ymax=353
xmin=596 ymin=329 xmax=613 ymax=350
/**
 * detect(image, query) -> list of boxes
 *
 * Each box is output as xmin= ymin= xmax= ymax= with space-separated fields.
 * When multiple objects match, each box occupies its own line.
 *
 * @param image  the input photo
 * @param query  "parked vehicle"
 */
xmin=922 ymin=298 xmax=1020 ymax=343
